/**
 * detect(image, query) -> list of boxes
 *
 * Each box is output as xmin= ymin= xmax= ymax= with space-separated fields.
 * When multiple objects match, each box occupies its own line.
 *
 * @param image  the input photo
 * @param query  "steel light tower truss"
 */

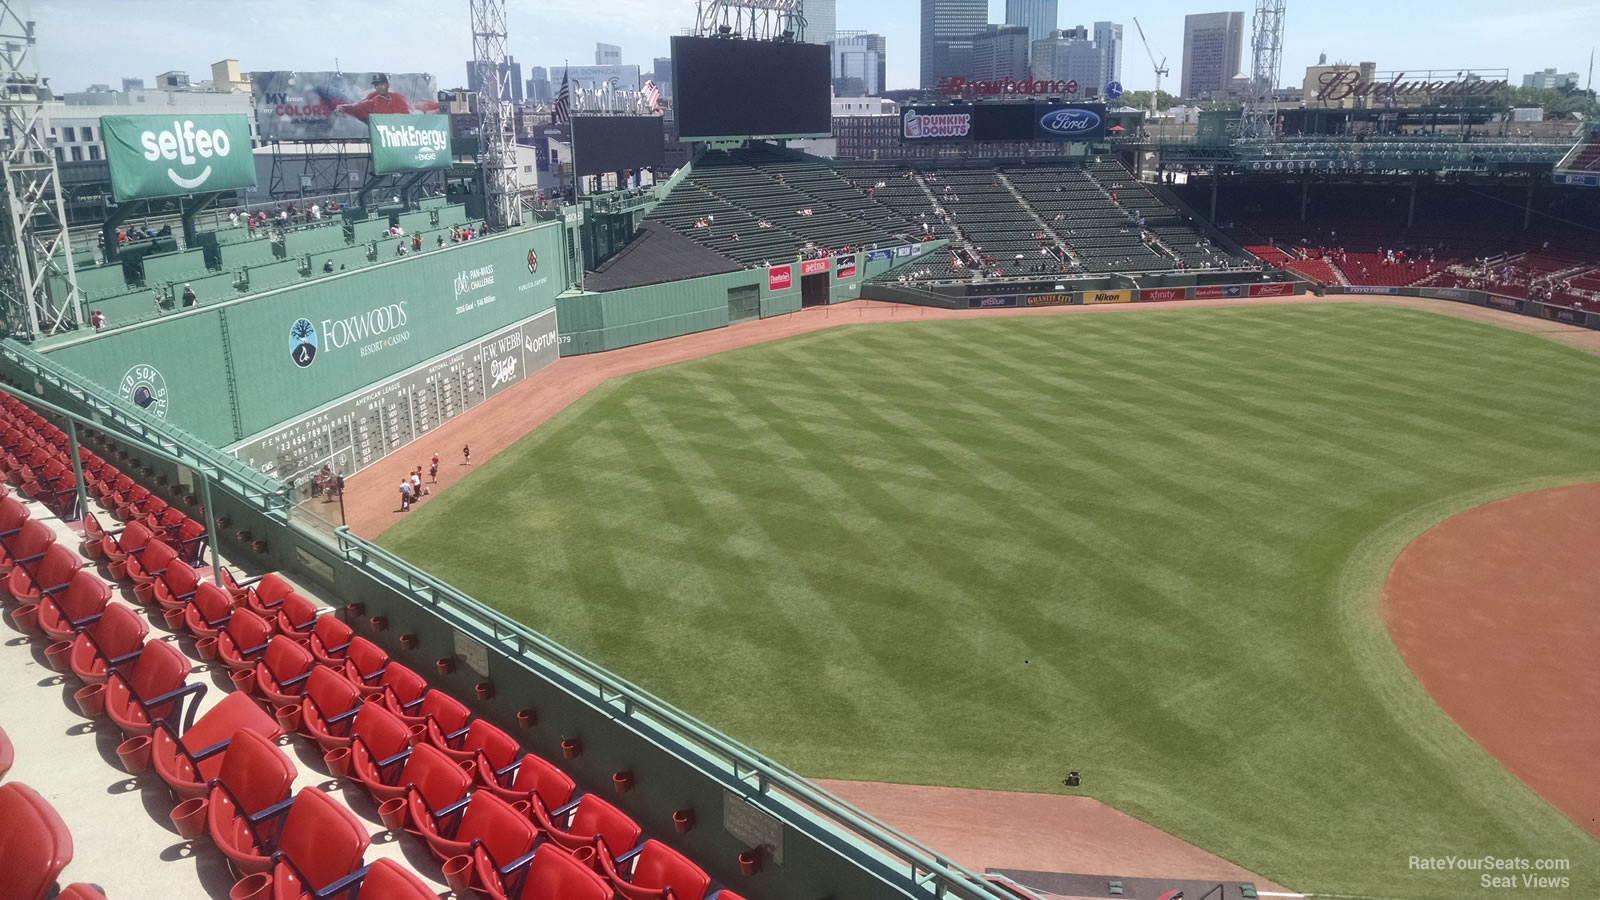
xmin=0 ymin=0 xmax=80 ymax=339
xmin=693 ymin=0 xmax=805 ymax=41
xmin=1240 ymin=0 xmax=1286 ymax=141
xmin=470 ymin=0 xmax=520 ymax=228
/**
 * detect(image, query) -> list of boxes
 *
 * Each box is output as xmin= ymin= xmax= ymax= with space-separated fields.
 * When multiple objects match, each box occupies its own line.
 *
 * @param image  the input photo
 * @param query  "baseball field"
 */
xmin=380 ymin=302 xmax=1600 ymax=897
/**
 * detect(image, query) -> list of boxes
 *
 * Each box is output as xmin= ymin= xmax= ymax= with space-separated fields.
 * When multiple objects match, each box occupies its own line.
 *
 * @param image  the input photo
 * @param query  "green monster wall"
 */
xmin=45 ymin=225 xmax=564 ymax=446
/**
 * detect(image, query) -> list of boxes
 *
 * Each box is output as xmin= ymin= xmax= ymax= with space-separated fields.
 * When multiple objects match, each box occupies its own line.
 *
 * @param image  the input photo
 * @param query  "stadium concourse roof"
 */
xmin=583 ymin=220 xmax=744 ymax=292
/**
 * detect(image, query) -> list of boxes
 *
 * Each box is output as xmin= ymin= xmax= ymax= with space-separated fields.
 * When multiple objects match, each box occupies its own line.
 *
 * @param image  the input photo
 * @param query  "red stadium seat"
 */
xmin=306 ymin=613 xmax=353 ymax=667
xmin=338 ymin=636 xmax=391 ymax=696
xmin=479 ymin=844 xmax=613 ymax=900
xmin=101 ymin=520 xmax=152 ymax=576
xmin=8 ymin=543 xmax=83 ymax=606
xmin=240 ymin=572 xmax=297 ymax=615
xmin=69 ymin=602 xmax=149 ymax=684
xmin=124 ymin=538 xmax=179 ymax=587
xmin=105 ymin=638 xmax=203 ymax=737
xmin=413 ymin=784 xmax=536 ymax=876
xmin=479 ymin=751 xmax=576 ymax=809
xmin=380 ymin=667 xmax=439 ymax=725
xmin=36 ymin=569 xmax=112 ymax=642
xmin=273 ymin=591 xmax=319 ymax=639
xmin=396 ymin=741 xmax=474 ymax=831
xmin=429 ymin=717 xmax=519 ymax=772
xmin=0 ymin=782 xmax=75 ymax=900
xmin=213 ymin=786 xmax=366 ymax=884
xmin=182 ymin=582 xmax=237 ymax=639
xmin=78 ymin=512 xmax=111 ymax=560
xmin=152 ymin=691 xmax=283 ymax=801
xmin=113 ymin=484 xmax=150 ymax=522
xmin=0 ymin=495 xmax=30 ymax=540
xmin=298 ymin=665 xmax=363 ymax=752
xmin=92 ymin=472 xmax=132 ymax=505
xmin=216 ymin=607 xmax=274 ymax=673
xmin=57 ymin=886 xmax=107 ymax=900
xmin=253 ymin=635 xmax=316 ymax=707
xmin=413 ymin=691 xmax=477 ymax=746
xmin=347 ymin=859 xmax=436 ymax=900
xmin=0 ymin=519 xmax=55 ymax=578
xmin=204 ymin=729 xmax=297 ymax=862
xmin=600 ymin=838 xmax=711 ymax=900
xmin=153 ymin=559 xmax=202 ymax=612
xmin=345 ymin=702 xmax=417 ymax=803
xmin=532 ymin=792 xmax=641 ymax=855
xmin=173 ymin=518 xmax=208 ymax=566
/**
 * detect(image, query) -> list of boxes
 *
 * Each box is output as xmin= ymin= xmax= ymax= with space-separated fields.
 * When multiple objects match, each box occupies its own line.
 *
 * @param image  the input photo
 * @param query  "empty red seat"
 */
xmin=101 ymin=520 xmax=152 ymax=575
xmin=306 ymin=613 xmax=353 ymax=667
xmin=600 ymin=838 xmax=711 ymax=900
xmin=78 ymin=512 xmax=111 ymax=560
xmin=378 ymin=663 xmax=431 ymax=724
xmin=182 ymin=582 xmax=237 ymax=638
xmin=153 ymin=559 xmax=202 ymax=611
xmin=533 ymin=792 xmax=642 ymax=855
xmin=8 ymin=543 xmax=83 ymax=606
xmin=414 ymin=789 xmax=536 ymax=883
xmin=413 ymin=692 xmax=473 ymax=747
xmin=173 ymin=518 xmax=208 ymax=566
xmin=479 ymin=844 xmax=613 ymax=900
xmin=203 ymin=729 xmax=297 ymax=862
xmin=213 ymin=786 xmax=367 ymax=885
xmin=430 ymin=718 xmax=519 ymax=776
xmin=152 ymin=691 xmax=282 ymax=801
xmin=338 ymin=636 xmax=391 ymax=696
xmin=68 ymin=601 xmax=149 ymax=684
xmin=345 ymin=702 xmax=417 ymax=803
xmin=346 ymin=859 xmax=435 ymax=900
xmin=396 ymin=741 xmax=474 ymax=831
xmin=56 ymin=886 xmax=107 ymax=900
xmin=478 ymin=751 xmax=576 ymax=809
xmin=92 ymin=472 xmax=131 ymax=504
xmin=0 ymin=519 xmax=55 ymax=578
xmin=0 ymin=782 xmax=75 ymax=900
xmin=217 ymin=607 xmax=274 ymax=672
xmin=253 ymin=636 xmax=316 ymax=707
xmin=0 ymin=495 xmax=29 ymax=540
xmin=298 ymin=665 xmax=363 ymax=752
xmin=113 ymin=484 xmax=150 ymax=521
xmin=273 ymin=591 xmax=319 ymax=639
xmin=124 ymin=537 xmax=179 ymax=586
xmin=105 ymin=637 xmax=202 ymax=737
xmin=240 ymin=572 xmax=296 ymax=615
xmin=36 ymin=569 xmax=111 ymax=642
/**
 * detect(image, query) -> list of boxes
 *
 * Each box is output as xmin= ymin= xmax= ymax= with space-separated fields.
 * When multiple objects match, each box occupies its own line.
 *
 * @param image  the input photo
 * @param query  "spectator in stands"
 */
xmin=437 ymin=235 xmax=445 ymax=248
xmin=412 ymin=233 xmax=422 ymax=253
xmin=247 ymin=217 xmax=257 ymax=236
xmin=229 ymin=211 xmax=240 ymax=227
xmin=323 ymin=259 xmax=334 ymax=273
xmin=311 ymin=203 xmax=321 ymax=221
xmin=181 ymin=284 xmax=196 ymax=308
xmin=90 ymin=309 xmax=106 ymax=331
xmin=395 ymin=241 xmax=407 ymax=257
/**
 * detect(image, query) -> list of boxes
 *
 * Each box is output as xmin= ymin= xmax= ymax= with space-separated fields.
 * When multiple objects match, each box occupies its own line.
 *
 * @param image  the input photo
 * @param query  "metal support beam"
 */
xmin=1300 ymin=178 xmax=1310 ymax=223
xmin=471 ymin=0 xmax=520 ymax=229
xmin=1407 ymin=180 xmax=1417 ymax=229
xmin=1210 ymin=176 xmax=1220 ymax=222
xmin=200 ymin=466 xmax=220 ymax=585
xmin=66 ymin=418 xmax=88 ymax=524
xmin=181 ymin=193 xmax=221 ymax=249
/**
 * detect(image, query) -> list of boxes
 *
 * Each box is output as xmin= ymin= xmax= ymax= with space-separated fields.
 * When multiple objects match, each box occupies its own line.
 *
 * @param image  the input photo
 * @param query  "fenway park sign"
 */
xmin=1316 ymin=70 xmax=1508 ymax=102
xmin=936 ymin=76 xmax=1082 ymax=98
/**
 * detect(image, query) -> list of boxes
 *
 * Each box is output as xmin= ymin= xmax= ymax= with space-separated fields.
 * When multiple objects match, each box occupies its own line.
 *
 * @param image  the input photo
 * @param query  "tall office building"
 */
xmin=1181 ymin=12 xmax=1245 ymax=99
xmin=803 ymin=0 xmax=836 ymax=46
xmin=467 ymin=56 xmax=524 ymax=103
xmin=1522 ymin=68 xmax=1580 ymax=89
xmin=1030 ymin=26 xmax=1102 ymax=89
xmin=920 ymin=0 xmax=987 ymax=89
xmin=971 ymin=24 xmax=1031 ymax=82
xmin=1092 ymin=21 xmax=1122 ymax=88
xmin=526 ymin=66 xmax=551 ymax=104
xmin=1004 ymin=0 xmax=1058 ymax=48
xmin=652 ymin=57 xmax=673 ymax=89
xmin=832 ymin=32 xmax=888 ymax=96
xmin=595 ymin=43 xmax=622 ymax=66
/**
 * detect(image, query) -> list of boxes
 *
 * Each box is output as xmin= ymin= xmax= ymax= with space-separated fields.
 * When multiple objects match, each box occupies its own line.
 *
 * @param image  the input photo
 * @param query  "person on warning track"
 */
xmin=399 ymin=478 xmax=412 ymax=512
xmin=335 ymin=74 xmax=412 ymax=123
xmin=462 ymin=444 xmax=471 ymax=465
xmin=430 ymin=454 xmax=439 ymax=483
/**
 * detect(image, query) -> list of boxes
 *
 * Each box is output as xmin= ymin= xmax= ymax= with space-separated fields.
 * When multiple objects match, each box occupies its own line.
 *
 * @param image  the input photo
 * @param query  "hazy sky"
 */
xmin=30 ymin=0 xmax=1600 ymax=95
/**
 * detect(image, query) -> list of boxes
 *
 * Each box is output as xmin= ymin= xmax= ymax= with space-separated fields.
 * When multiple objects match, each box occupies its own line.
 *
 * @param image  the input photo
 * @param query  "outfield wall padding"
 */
xmin=45 ymin=225 xmax=564 ymax=447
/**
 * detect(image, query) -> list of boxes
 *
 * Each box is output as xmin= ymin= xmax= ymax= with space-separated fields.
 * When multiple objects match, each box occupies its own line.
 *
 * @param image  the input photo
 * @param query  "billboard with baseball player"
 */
xmin=252 ymin=71 xmax=440 ymax=141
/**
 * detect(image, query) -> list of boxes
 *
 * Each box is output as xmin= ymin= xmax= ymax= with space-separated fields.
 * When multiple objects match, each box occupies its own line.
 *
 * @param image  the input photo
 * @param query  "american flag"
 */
xmin=551 ymin=69 xmax=571 ymax=124
xmin=642 ymin=79 xmax=661 ymax=112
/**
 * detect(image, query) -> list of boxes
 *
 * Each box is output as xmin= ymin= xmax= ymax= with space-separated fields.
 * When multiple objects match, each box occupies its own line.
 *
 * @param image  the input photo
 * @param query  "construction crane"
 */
xmin=1132 ymin=17 xmax=1169 ymax=117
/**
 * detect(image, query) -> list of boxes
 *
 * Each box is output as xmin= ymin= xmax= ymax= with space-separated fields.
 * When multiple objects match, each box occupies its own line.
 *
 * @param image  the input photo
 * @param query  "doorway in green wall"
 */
xmin=727 ymin=285 xmax=760 ymax=323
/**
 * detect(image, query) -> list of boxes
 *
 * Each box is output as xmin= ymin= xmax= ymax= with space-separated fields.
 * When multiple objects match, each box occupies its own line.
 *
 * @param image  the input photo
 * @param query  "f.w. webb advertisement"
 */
xmin=253 ymin=71 xmax=439 ymax=141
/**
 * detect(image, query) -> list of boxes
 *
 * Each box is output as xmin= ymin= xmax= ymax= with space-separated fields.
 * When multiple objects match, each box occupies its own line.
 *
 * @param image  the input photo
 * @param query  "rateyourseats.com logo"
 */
xmin=137 ymin=119 xmax=236 ymax=190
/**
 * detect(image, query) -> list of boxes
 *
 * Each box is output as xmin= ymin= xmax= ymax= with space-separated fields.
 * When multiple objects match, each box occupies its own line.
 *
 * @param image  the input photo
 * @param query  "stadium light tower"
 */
xmin=470 ymin=0 xmax=521 ymax=228
xmin=694 ymin=0 xmax=805 ymax=41
xmin=1239 ymin=0 xmax=1286 ymax=140
xmin=0 ymin=0 xmax=81 ymax=339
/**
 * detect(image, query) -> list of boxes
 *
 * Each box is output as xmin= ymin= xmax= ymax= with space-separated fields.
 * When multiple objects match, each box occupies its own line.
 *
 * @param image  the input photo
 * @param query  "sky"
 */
xmin=28 ymin=0 xmax=1600 ymax=96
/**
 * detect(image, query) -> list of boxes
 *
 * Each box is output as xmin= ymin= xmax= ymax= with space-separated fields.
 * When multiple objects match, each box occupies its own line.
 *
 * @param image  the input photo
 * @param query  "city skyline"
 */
xmin=30 ymin=0 xmax=1600 ymax=97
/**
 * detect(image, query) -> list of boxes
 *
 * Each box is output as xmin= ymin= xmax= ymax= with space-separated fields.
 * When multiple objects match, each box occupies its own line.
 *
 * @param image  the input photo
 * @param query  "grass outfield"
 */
xmin=381 ymin=304 xmax=1600 ymax=897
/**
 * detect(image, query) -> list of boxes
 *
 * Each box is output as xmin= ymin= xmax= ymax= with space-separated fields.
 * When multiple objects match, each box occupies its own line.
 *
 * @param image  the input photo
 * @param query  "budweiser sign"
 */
xmin=1316 ymin=70 xmax=1507 ymax=102
xmin=935 ymin=76 xmax=1082 ymax=98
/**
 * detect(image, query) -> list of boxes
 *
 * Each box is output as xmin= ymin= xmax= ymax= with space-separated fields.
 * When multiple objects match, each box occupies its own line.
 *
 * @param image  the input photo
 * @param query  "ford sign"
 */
xmin=1038 ymin=108 xmax=1102 ymax=137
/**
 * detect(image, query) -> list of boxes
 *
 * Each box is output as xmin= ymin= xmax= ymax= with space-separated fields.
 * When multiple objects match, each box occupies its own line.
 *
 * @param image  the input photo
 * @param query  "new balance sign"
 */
xmin=101 ymin=114 xmax=256 ymax=202
xmin=368 ymin=114 xmax=452 ymax=174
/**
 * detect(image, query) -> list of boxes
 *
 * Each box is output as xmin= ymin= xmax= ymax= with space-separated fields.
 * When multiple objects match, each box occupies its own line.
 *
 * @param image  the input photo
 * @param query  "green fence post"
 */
xmin=66 ymin=420 xmax=89 ymax=523
xmin=200 ymin=469 xmax=221 ymax=585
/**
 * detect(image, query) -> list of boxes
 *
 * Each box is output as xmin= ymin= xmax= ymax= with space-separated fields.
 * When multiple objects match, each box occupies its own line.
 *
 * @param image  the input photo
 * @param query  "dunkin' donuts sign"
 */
xmin=903 ymin=109 xmax=971 ymax=139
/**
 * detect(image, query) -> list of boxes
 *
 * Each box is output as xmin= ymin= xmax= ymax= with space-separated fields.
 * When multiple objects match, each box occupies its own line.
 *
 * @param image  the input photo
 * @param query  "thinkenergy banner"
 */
xmin=100 ymin=114 xmax=257 ymax=202
xmin=368 ymin=114 xmax=452 ymax=174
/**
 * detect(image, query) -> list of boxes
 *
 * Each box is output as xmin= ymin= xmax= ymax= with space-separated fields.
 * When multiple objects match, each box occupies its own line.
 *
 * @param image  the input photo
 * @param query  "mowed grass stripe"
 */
xmin=384 ymin=305 xmax=1600 ymax=898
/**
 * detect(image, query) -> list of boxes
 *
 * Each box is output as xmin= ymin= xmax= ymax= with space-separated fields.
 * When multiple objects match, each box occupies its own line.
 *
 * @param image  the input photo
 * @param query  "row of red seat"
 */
xmin=1 ymin=393 xmax=746 ymax=899
xmin=0 ymin=778 xmax=107 ymax=900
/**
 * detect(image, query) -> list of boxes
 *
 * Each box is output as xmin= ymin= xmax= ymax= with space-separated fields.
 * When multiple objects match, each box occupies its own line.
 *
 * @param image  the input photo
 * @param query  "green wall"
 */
xmin=46 ymin=225 xmax=564 ymax=446
xmin=557 ymin=269 xmax=752 ymax=355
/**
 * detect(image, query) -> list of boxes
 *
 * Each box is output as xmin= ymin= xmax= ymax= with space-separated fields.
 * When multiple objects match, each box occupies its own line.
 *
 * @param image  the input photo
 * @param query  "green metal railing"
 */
xmin=331 ymin=525 xmax=1021 ymax=900
xmin=0 ymin=341 xmax=290 ymax=512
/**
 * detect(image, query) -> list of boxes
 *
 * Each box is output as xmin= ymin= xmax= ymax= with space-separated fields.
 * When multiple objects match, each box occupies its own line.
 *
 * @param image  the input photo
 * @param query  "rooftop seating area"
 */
xmin=0 ymin=388 xmax=749 ymax=900
xmin=1556 ymin=133 xmax=1600 ymax=173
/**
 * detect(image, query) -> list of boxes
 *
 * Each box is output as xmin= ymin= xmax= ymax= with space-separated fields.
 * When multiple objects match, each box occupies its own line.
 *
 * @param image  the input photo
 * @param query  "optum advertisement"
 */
xmin=100 ymin=114 xmax=257 ymax=202
xmin=368 ymin=114 xmax=452 ymax=174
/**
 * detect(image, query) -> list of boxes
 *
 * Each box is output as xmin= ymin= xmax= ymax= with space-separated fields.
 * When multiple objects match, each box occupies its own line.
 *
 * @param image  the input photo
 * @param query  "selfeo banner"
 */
xmin=368 ymin=114 xmax=452 ymax=174
xmin=100 ymin=114 xmax=257 ymax=202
